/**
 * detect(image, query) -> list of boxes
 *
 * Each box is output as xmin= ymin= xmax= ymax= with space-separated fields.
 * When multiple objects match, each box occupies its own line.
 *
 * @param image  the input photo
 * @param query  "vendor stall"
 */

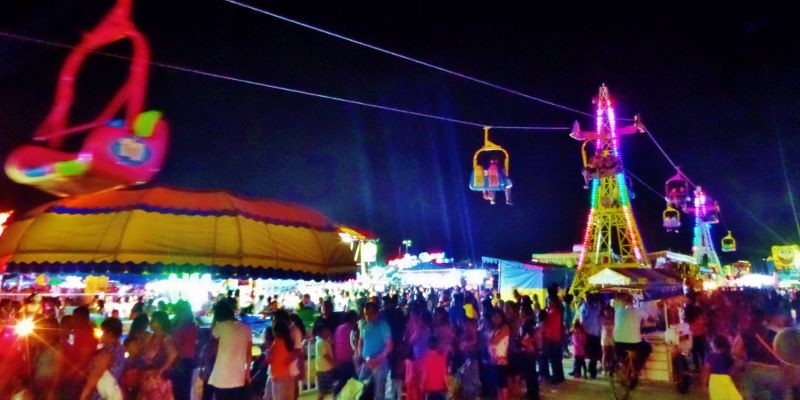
xmin=486 ymin=256 xmax=574 ymax=301
xmin=397 ymin=261 xmax=487 ymax=289
xmin=586 ymin=267 xmax=689 ymax=385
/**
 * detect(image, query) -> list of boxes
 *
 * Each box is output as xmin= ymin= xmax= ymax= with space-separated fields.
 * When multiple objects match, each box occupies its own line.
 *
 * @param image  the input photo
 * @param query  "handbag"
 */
xmin=335 ymin=378 xmax=365 ymax=400
xmin=97 ymin=370 xmax=123 ymax=400
xmin=139 ymin=370 xmax=175 ymax=400
xmin=120 ymin=366 xmax=140 ymax=391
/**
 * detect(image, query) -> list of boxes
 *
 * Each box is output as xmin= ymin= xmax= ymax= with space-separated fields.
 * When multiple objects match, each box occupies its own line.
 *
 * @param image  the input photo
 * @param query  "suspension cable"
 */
xmin=643 ymin=127 xmax=697 ymax=187
xmin=0 ymin=31 xmax=568 ymax=132
xmin=624 ymin=168 xmax=664 ymax=200
xmin=222 ymin=0 xmax=596 ymax=119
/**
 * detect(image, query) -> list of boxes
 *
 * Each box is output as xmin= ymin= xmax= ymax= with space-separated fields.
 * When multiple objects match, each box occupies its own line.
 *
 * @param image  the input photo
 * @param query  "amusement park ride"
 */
xmin=662 ymin=170 xmax=737 ymax=277
xmin=462 ymin=85 xmax=736 ymax=294
xmin=469 ymin=126 xmax=513 ymax=205
xmin=1 ymin=1 xmax=738 ymax=292
xmin=4 ymin=0 xmax=168 ymax=197
xmin=566 ymin=85 xmax=650 ymax=298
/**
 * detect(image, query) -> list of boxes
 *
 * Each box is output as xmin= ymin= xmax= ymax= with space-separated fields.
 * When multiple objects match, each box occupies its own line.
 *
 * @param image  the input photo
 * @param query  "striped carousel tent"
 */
xmin=0 ymin=187 xmax=357 ymax=280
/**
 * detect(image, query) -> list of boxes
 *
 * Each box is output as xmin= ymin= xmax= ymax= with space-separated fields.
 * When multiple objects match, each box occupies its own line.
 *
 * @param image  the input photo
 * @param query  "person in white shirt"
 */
xmin=208 ymin=301 xmax=252 ymax=400
xmin=611 ymin=293 xmax=653 ymax=384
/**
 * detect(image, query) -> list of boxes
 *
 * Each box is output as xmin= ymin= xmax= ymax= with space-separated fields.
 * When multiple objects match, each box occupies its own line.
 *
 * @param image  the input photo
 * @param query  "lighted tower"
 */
xmin=688 ymin=186 xmax=722 ymax=274
xmin=569 ymin=85 xmax=649 ymax=298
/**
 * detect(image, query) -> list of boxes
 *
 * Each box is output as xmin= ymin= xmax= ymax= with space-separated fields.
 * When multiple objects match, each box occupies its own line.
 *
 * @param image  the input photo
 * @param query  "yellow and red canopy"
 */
xmin=0 ymin=187 xmax=357 ymax=280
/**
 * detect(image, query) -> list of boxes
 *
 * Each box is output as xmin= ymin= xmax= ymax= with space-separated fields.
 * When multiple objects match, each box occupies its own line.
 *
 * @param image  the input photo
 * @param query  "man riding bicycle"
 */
xmin=611 ymin=293 xmax=653 ymax=387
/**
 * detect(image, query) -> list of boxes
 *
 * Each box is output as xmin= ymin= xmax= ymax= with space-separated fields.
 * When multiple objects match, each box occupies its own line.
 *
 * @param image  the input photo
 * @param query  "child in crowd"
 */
xmin=266 ymin=321 xmax=295 ymax=400
xmin=314 ymin=325 xmax=335 ymax=400
xmin=571 ymin=320 xmax=588 ymax=378
xmin=703 ymin=335 xmax=742 ymax=400
xmin=601 ymin=304 xmax=616 ymax=375
xmin=419 ymin=336 xmax=449 ymax=400
xmin=520 ymin=315 xmax=541 ymax=400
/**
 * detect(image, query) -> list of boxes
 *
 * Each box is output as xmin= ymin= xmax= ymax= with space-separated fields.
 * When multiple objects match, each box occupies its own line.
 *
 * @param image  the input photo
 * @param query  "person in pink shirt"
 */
xmin=571 ymin=320 xmax=588 ymax=378
xmin=332 ymin=310 xmax=359 ymax=396
xmin=418 ymin=336 xmax=449 ymax=400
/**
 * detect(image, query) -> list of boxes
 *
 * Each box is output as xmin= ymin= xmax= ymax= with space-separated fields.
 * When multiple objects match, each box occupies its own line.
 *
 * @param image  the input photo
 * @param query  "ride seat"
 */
xmin=5 ymin=111 xmax=168 ymax=197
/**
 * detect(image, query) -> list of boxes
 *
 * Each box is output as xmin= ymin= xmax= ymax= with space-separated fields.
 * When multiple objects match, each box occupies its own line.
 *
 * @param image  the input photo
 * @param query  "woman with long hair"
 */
xmin=170 ymin=300 xmax=198 ymax=400
xmin=266 ymin=320 xmax=296 ymax=400
xmin=128 ymin=313 xmax=151 ymax=342
xmin=487 ymin=309 xmax=510 ymax=400
xmin=405 ymin=307 xmax=432 ymax=400
xmin=138 ymin=311 xmax=179 ymax=400
xmin=78 ymin=318 xmax=126 ymax=400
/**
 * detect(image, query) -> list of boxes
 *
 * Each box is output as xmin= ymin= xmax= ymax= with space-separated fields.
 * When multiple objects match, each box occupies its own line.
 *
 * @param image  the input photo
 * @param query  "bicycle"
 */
xmin=610 ymin=349 xmax=638 ymax=400
xmin=671 ymin=350 xmax=691 ymax=394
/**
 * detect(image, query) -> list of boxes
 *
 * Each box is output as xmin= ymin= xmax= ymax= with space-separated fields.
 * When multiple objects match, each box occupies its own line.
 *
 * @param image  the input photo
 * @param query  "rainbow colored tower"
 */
xmin=690 ymin=186 xmax=722 ymax=274
xmin=569 ymin=85 xmax=649 ymax=298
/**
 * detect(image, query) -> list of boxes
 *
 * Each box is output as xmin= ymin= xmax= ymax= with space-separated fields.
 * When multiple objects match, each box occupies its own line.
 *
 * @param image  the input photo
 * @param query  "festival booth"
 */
xmin=731 ymin=273 xmax=775 ymax=289
xmin=0 ymin=186 xmax=358 ymax=318
xmin=396 ymin=261 xmax=488 ymax=289
xmin=587 ymin=267 xmax=689 ymax=384
xmin=486 ymin=257 xmax=574 ymax=301
xmin=649 ymin=250 xmax=699 ymax=280
xmin=0 ymin=187 xmax=359 ymax=396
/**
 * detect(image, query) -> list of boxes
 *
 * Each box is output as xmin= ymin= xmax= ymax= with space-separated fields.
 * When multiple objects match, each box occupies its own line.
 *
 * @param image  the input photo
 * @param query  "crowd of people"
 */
xmin=0 ymin=295 xmax=206 ymax=400
xmin=2 ymin=283 xmax=800 ymax=400
xmin=686 ymin=288 xmax=800 ymax=400
xmin=257 ymin=285 xmax=565 ymax=400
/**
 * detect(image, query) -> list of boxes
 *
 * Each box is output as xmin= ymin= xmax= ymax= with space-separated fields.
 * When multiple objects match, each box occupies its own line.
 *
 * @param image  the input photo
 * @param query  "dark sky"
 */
xmin=1 ymin=1 xmax=798 ymax=269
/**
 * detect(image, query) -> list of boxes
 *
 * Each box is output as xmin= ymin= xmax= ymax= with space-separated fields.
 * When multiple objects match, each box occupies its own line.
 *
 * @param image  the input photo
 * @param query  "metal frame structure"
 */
xmin=569 ymin=85 xmax=649 ymax=298
xmin=689 ymin=186 xmax=722 ymax=274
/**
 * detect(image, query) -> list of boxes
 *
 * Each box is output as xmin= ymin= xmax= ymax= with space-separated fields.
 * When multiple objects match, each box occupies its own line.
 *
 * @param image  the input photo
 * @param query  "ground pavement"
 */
xmin=298 ymin=357 xmax=708 ymax=400
xmin=537 ymin=375 xmax=706 ymax=399
xmin=299 ymin=376 xmax=708 ymax=400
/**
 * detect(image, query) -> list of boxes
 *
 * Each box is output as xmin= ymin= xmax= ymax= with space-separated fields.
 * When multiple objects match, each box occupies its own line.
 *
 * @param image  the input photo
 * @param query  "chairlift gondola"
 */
xmin=665 ymin=169 xmax=691 ymax=208
xmin=469 ymin=127 xmax=512 ymax=205
xmin=4 ymin=0 xmax=169 ymax=197
xmin=663 ymin=205 xmax=681 ymax=232
xmin=701 ymin=201 xmax=721 ymax=224
xmin=721 ymin=231 xmax=736 ymax=252
xmin=573 ymin=115 xmax=644 ymax=186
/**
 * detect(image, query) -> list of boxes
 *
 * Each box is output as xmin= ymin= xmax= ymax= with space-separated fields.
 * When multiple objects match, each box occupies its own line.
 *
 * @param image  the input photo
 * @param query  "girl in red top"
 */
xmin=418 ymin=336 xmax=449 ymax=400
xmin=266 ymin=320 xmax=295 ymax=400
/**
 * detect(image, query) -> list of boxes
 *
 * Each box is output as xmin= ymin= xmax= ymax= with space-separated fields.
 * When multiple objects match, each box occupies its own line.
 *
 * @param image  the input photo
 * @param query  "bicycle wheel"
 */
xmin=673 ymin=353 xmax=691 ymax=394
xmin=610 ymin=360 xmax=633 ymax=400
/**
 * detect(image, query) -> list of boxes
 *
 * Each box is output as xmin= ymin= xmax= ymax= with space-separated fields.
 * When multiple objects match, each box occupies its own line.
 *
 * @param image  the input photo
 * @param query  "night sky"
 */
xmin=1 ymin=1 xmax=798 ymax=269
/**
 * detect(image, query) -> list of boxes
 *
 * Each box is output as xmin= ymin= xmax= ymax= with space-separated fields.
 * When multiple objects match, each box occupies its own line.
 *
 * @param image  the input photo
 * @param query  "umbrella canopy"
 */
xmin=587 ymin=267 xmax=683 ymax=300
xmin=0 ymin=187 xmax=357 ymax=280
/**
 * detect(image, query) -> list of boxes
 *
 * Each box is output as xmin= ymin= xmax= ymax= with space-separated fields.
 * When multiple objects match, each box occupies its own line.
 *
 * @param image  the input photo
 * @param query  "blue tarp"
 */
xmin=490 ymin=257 xmax=574 ymax=298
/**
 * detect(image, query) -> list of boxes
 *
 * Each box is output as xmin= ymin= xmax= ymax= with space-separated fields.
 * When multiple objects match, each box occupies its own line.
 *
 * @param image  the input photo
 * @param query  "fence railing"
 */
xmin=299 ymin=338 xmax=319 ymax=394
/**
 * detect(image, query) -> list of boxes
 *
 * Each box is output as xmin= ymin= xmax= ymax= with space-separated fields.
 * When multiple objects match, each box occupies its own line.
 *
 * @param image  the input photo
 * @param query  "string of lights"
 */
xmin=0 ymin=31 xmax=568 ymax=132
xmin=222 ymin=0 xmax=597 ymax=119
